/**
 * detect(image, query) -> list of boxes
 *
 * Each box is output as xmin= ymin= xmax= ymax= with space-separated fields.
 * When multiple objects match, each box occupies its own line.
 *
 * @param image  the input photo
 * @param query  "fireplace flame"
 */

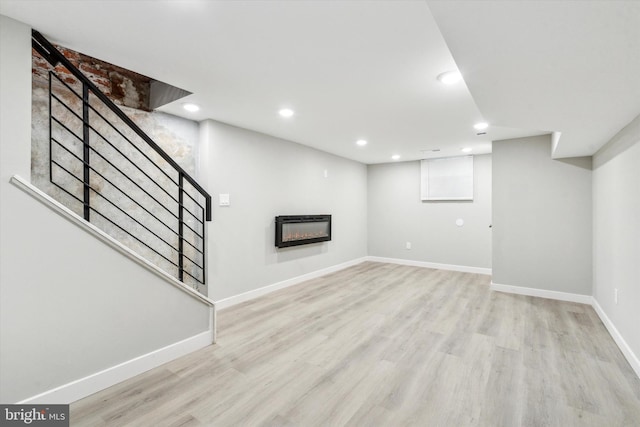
xmin=284 ymin=231 xmax=327 ymax=242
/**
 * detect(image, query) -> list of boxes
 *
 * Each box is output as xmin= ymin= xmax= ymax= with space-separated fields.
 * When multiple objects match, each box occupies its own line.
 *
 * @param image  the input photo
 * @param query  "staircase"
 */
xmin=31 ymin=30 xmax=212 ymax=291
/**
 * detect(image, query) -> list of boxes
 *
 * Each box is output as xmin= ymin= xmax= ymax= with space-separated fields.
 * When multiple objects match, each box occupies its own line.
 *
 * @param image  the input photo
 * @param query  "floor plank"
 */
xmin=70 ymin=262 xmax=640 ymax=426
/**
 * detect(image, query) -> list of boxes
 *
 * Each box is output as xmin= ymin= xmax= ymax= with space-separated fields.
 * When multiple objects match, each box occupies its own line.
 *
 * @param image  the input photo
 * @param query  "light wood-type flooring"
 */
xmin=71 ymin=262 xmax=640 ymax=426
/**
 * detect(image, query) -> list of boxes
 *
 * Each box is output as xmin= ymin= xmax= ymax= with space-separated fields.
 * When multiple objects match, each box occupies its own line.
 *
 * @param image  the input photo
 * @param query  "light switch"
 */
xmin=219 ymin=194 xmax=230 ymax=206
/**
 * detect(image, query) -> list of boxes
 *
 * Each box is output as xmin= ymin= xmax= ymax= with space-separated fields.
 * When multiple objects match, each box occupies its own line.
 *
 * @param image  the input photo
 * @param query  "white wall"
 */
xmin=367 ymin=155 xmax=492 ymax=269
xmin=492 ymin=134 xmax=592 ymax=295
xmin=0 ymin=15 xmax=211 ymax=404
xmin=593 ymin=114 xmax=640 ymax=365
xmin=199 ymin=119 xmax=368 ymax=301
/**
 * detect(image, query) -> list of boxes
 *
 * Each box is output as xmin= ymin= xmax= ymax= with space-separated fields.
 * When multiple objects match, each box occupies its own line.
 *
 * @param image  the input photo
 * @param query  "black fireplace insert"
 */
xmin=275 ymin=215 xmax=332 ymax=248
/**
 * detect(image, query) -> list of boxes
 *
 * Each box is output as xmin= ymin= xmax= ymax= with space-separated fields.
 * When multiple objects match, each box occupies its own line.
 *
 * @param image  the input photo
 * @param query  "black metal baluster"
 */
xmin=82 ymin=82 xmax=90 ymax=221
xmin=49 ymin=72 xmax=53 ymax=184
xmin=202 ymin=204 xmax=206 ymax=285
xmin=36 ymin=30 xmax=212 ymax=287
xmin=178 ymin=172 xmax=184 ymax=282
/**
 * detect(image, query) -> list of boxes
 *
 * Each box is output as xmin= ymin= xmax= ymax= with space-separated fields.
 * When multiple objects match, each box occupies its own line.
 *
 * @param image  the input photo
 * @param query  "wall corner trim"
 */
xmin=591 ymin=297 xmax=640 ymax=379
xmin=490 ymin=281 xmax=592 ymax=304
xmin=215 ymin=257 xmax=369 ymax=310
xmin=17 ymin=330 xmax=212 ymax=404
xmin=367 ymin=256 xmax=492 ymax=275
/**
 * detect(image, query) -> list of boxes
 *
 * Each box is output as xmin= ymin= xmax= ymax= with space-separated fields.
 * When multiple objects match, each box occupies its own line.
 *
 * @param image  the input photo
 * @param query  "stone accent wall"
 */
xmin=32 ymin=44 xmax=151 ymax=111
xmin=31 ymin=46 xmax=204 ymax=290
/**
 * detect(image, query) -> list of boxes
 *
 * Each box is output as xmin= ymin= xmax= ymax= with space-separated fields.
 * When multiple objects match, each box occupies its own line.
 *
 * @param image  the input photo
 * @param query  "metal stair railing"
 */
xmin=32 ymin=29 xmax=212 ymax=289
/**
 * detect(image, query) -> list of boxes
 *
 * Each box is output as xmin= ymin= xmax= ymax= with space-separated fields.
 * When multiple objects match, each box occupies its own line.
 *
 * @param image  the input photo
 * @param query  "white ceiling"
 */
xmin=1 ymin=0 xmax=638 ymax=164
xmin=428 ymin=0 xmax=640 ymax=159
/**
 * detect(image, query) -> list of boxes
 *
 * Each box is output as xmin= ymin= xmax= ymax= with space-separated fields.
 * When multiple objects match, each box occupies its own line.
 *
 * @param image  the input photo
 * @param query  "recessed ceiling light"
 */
xmin=473 ymin=122 xmax=489 ymax=130
xmin=461 ymin=147 xmax=473 ymax=153
xmin=183 ymin=103 xmax=200 ymax=112
xmin=356 ymin=139 xmax=368 ymax=146
xmin=391 ymin=154 xmax=401 ymax=161
xmin=437 ymin=70 xmax=462 ymax=85
xmin=279 ymin=108 xmax=294 ymax=118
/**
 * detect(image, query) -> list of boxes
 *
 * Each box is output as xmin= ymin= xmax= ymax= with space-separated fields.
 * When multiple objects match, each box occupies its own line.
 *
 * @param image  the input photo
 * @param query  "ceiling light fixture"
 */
xmin=473 ymin=122 xmax=489 ymax=130
xmin=279 ymin=108 xmax=294 ymax=118
xmin=461 ymin=147 xmax=473 ymax=153
xmin=356 ymin=139 xmax=368 ymax=146
xmin=391 ymin=154 xmax=401 ymax=161
xmin=183 ymin=103 xmax=200 ymax=112
xmin=437 ymin=70 xmax=462 ymax=85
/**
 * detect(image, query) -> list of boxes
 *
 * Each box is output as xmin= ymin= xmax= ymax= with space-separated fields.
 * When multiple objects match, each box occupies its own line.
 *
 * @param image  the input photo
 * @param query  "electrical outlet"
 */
xmin=406 ymin=241 xmax=411 ymax=250
xmin=614 ymin=288 xmax=618 ymax=305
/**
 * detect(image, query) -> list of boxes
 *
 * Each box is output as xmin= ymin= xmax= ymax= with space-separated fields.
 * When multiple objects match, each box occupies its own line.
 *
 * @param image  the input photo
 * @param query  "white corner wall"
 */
xmin=199 ymin=120 xmax=368 ymax=301
xmin=592 ymin=114 xmax=640 ymax=372
xmin=492 ymin=135 xmax=592 ymax=296
xmin=0 ymin=15 xmax=212 ymax=404
xmin=367 ymin=155 xmax=492 ymax=271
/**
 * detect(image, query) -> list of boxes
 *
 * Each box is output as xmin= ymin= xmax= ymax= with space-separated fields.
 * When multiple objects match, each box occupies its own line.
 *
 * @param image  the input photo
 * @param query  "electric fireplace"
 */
xmin=275 ymin=215 xmax=332 ymax=248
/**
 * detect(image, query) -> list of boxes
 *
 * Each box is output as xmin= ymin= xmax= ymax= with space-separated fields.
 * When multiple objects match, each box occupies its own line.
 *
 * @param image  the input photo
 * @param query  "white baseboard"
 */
xmin=490 ymin=281 xmax=592 ymax=304
xmin=17 ymin=329 xmax=213 ymax=404
xmin=490 ymin=282 xmax=639 ymax=378
xmin=366 ymin=256 xmax=492 ymax=276
xmin=215 ymin=256 xmax=490 ymax=310
xmin=215 ymin=257 xmax=368 ymax=310
xmin=591 ymin=298 xmax=640 ymax=379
